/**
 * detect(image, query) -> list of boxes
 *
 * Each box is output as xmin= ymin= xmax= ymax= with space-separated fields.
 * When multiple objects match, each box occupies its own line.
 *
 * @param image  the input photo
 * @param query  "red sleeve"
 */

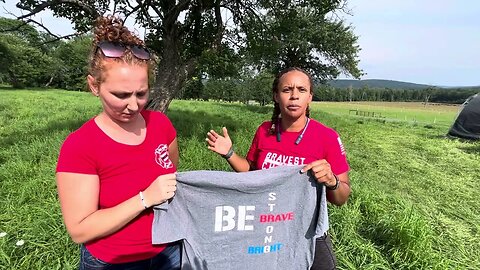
xmin=246 ymin=125 xmax=262 ymax=163
xmin=56 ymin=132 xmax=97 ymax=174
xmin=162 ymin=114 xmax=177 ymax=145
xmin=325 ymin=130 xmax=350 ymax=175
xmin=149 ymin=110 xmax=177 ymax=144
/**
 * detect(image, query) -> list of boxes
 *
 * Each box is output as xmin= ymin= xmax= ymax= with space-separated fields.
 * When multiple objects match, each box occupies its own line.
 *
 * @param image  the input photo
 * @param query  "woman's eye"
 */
xmin=115 ymin=93 xmax=129 ymax=99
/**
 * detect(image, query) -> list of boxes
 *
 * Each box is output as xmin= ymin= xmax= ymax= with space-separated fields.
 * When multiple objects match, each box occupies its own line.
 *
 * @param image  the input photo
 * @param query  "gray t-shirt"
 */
xmin=152 ymin=165 xmax=328 ymax=270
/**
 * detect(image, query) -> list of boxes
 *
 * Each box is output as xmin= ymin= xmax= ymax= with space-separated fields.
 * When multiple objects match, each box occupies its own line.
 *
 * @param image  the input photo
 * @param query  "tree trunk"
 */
xmin=147 ymin=35 xmax=196 ymax=113
xmin=45 ymin=76 xmax=54 ymax=87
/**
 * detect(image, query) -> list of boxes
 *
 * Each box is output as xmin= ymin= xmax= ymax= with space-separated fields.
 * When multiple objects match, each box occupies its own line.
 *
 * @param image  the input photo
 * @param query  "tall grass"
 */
xmin=1 ymin=89 xmax=479 ymax=269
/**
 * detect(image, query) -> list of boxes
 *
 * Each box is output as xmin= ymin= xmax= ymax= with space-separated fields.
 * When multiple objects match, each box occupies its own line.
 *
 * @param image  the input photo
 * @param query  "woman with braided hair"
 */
xmin=206 ymin=67 xmax=351 ymax=270
xmin=56 ymin=16 xmax=180 ymax=269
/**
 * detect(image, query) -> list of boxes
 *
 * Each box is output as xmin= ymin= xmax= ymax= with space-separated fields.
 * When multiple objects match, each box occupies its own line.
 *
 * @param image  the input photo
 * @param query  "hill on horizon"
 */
xmin=327 ymin=79 xmax=433 ymax=89
xmin=327 ymin=79 xmax=480 ymax=90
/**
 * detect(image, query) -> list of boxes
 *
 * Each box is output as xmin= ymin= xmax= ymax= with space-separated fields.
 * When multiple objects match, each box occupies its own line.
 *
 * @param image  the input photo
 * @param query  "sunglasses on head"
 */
xmin=96 ymin=41 xmax=151 ymax=60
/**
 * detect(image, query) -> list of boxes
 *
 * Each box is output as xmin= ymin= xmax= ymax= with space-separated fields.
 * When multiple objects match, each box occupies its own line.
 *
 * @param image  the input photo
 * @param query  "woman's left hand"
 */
xmin=301 ymin=159 xmax=337 ymax=188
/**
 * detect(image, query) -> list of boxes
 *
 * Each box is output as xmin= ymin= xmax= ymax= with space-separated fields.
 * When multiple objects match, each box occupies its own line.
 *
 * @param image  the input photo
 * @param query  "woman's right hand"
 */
xmin=143 ymin=173 xmax=177 ymax=207
xmin=206 ymin=127 xmax=232 ymax=156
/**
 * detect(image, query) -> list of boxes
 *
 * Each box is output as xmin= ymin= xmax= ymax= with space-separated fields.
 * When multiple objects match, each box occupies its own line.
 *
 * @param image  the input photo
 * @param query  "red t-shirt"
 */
xmin=56 ymin=110 xmax=177 ymax=263
xmin=246 ymin=120 xmax=349 ymax=175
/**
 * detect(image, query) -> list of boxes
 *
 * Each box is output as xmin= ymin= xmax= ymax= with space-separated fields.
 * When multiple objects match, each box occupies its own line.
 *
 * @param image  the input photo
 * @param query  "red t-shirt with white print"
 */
xmin=56 ymin=110 xmax=176 ymax=264
xmin=246 ymin=119 xmax=349 ymax=175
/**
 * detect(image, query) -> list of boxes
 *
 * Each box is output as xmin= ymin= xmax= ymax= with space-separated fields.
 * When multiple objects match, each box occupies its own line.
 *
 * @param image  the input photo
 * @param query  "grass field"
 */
xmin=1 ymin=89 xmax=479 ymax=269
xmin=311 ymin=101 xmax=459 ymax=127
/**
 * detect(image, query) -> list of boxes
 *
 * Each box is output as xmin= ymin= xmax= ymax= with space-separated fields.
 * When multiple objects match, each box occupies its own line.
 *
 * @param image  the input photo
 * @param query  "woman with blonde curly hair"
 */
xmin=56 ymin=16 xmax=180 ymax=270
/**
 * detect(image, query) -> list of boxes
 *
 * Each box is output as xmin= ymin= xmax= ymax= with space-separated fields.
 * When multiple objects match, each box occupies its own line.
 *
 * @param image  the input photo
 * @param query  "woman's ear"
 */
xmin=87 ymin=75 xmax=99 ymax=96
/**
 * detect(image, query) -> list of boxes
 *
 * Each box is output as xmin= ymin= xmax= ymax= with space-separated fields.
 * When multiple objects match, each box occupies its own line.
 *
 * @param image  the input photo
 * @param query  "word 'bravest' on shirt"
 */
xmin=152 ymin=166 xmax=328 ymax=270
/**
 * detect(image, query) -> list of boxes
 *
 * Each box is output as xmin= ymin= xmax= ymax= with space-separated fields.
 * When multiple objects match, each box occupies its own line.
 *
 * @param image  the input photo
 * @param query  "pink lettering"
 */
xmin=259 ymin=212 xmax=295 ymax=223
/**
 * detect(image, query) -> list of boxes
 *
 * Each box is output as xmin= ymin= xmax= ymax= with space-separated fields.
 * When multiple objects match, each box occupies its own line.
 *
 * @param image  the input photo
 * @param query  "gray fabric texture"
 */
xmin=152 ymin=165 xmax=328 ymax=270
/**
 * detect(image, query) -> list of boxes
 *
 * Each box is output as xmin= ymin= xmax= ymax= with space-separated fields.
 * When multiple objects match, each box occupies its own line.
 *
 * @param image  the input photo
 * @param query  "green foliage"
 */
xmin=181 ymin=76 xmax=204 ymax=100
xmin=0 ymin=17 xmax=42 ymax=47
xmin=244 ymin=4 xmax=362 ymax=80
xmin=202 ymin=79 xmax=239 ymax=101
xmin=198 ymin=47 xmax=243 ymax=79
xmin=0 ymin=34 xmax=57 ymax=88
xmin=248 ymin=72 xmax=274 ymax=106
xmin=1 ymin=89 xmax=479 ymax=269
xmin=314 ymin=84 xmax=478 ymax=103
xmin=52 ymin=36 xmax=91 ymax=90
xmin=182 ymin=72 xmax=274 ymax=105
xmin=0 ymin=16 xmax=92 ymax=90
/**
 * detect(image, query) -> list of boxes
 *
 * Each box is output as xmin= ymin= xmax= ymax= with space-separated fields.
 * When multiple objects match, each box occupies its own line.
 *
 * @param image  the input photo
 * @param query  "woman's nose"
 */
xmin=127 ymin=96 xmax=139 ymax=111
xmin=290 ymin=89 xmax=299 ymax=99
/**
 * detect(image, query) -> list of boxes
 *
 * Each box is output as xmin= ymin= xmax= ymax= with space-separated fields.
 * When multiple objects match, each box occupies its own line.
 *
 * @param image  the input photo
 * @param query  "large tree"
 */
xmin=10 ymin=0 xmax=362 ymax=112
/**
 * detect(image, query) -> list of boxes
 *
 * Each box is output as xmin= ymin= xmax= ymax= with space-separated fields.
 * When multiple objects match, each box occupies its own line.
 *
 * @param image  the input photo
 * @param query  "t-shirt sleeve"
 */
xmin=246 ymin=126 xmax=262 ymax=163
xmin=56 ymin=132 xmax=97 ymax=174
xmin=154 ymin=111 xmax=177 ymax=145
xmin=325 ymin=130 xmax=350 ymax=175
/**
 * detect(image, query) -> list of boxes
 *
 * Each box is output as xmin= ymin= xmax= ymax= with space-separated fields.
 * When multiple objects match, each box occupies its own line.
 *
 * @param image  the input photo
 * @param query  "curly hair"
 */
xmin=88 ymin=15 xmax=155 ymax=86
xmin=92 ymin=16 xmax=144 ymax=46
xmin=269 ymin=67 xmax=313 ymax=134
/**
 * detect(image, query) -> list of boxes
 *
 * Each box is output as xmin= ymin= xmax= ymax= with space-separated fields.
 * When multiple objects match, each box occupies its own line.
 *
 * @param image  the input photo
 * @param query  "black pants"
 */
xmin=310 ymin=234 xmax=337 ymax=270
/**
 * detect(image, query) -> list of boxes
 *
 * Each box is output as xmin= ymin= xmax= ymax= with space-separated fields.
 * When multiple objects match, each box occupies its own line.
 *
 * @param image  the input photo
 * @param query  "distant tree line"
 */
xmin=312 ymin=85 xmax=479 ymax=104
xmin=180 ymin=79 xmax=479 ymax=105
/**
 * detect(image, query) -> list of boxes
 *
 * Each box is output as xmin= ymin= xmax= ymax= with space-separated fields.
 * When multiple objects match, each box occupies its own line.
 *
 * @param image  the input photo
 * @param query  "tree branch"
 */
xmin=15 ymin=0 xmax=99 ymax=20
xmin=1 ymin=8 xmax=82 ymax=43
xmin=164 ymin=0 xmax=191 ymax=31
xmin=42 ymin=33 xmax=80 ymax=44
xmin=124 ymin=1 xmax=143 ymax=22
xmin=26 ymin=18 xmax=71 ymax=37
xmin=132 ymin=0 xmax=158 ymax=31
xmin=144 ymin=0 xmax=164 ymax=20
xmin=212 ymin=0 xmax=224 ymax=50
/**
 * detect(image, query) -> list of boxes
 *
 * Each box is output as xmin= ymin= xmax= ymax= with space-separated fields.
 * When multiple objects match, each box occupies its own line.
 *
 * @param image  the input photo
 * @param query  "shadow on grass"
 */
xmin=206 ymin=102 xmax=273 ymax=115
xmin=168 ymin=108 xmax=250 ymax=140
xmin=0 ymin=119 xmax=87 ymax=149
xmin=444 ymin=135 xmax=480 ymax=153
xmin=458 ymin=143 xmax=480 ymax=154
xmin=1 ymin=106 xmax=250 ymax=150
xmin=0 ymin=105 xmax=259 ymax=166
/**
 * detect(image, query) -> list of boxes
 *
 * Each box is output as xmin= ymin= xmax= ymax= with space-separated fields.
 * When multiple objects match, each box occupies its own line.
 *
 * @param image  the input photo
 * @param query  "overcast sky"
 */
xmin=2 ymin=0 xmax=479 ymax=87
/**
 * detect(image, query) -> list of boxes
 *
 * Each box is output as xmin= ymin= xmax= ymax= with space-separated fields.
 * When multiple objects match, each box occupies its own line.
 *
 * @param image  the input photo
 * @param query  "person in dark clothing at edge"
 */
xmin=206 ymin=67 xmax=351 ymax=270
